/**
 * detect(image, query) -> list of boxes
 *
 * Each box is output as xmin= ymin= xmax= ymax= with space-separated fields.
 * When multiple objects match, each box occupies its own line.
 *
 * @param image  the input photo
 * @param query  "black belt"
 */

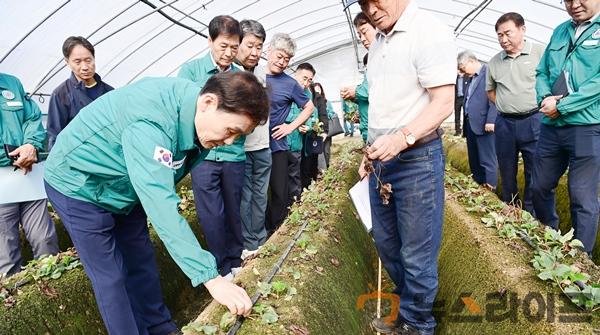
xmin=412 ymin=128 xmax=443 ymax=149
xmin=499 ymin=107 xmax=540 ymax=119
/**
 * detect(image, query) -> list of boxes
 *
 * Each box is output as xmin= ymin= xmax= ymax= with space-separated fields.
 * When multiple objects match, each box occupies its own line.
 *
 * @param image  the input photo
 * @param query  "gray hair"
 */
xmin=457 ymin=50 xmax=478 ymax=66
xmin=240 ymin=19 xmax=266 ymax=42
xmin=269 ymin=33 xmax=296 ymax=57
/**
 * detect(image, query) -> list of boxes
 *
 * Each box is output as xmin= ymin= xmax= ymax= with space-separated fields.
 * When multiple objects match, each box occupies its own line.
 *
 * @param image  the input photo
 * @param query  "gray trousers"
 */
xmin=0 ymin=199 xmax=59 ymax=276
xmin=240 ymin=148 xmax=272 ymax=251
xmin=318 ymin=136 xmax=332 ymax=171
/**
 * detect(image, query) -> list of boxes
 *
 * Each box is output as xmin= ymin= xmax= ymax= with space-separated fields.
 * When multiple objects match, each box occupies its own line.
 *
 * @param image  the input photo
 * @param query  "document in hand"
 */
xmin=0 ymin=162 xmax=47 ymax=204
xmin=551 ymin=71 xmax=572 ymax=97
xmin=349 ymin=177 xmax=372 ymax=232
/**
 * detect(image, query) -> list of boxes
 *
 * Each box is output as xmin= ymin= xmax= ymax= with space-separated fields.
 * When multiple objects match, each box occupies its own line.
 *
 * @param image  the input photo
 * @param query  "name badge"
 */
xmin=582 ymin=39 xmax=599 ymax=46
xmin=2 ymin=90 xmax=15 ymax=100
xmin=6 ymin=101 xmax=23 ymax=107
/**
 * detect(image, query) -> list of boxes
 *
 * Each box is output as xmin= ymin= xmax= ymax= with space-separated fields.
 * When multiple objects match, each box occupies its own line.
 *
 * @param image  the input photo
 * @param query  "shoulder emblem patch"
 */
xmin=153 ymin=146 xmax=173 ymax=168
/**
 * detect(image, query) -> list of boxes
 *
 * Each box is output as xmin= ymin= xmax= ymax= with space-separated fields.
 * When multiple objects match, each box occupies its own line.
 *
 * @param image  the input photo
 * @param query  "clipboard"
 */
xmin=349 ymin=178 xmax=372 ymax=232
xmin=0 ymin=162 xmax=47 ymax=204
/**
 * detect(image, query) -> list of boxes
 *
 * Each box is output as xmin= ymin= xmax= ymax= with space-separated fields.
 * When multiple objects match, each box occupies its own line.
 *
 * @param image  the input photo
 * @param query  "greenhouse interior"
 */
xmin=0 ymin=0 xmax=599 ymax=334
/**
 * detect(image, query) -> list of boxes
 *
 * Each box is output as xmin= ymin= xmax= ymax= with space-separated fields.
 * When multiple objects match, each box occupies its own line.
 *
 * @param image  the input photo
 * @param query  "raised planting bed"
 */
xmin=4 ymin=141 xmax=598 ymax=335
xmin=444 ymin=135 xmax=600 ymax=264
xmin=438 ymin=167 xmax=599 ymax=334
xmin=0 ymin=181 xmax=210 ymax=334
xmin=183 ymin=144 xmax=383 ymax=335
xmin=184 ymin=143 xmax=600 ymax=335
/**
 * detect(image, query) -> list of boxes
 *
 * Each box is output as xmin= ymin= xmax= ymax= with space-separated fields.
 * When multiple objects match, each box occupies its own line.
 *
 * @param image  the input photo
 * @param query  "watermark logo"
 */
xmin=356 ymin=289 xmax=593 ymax=324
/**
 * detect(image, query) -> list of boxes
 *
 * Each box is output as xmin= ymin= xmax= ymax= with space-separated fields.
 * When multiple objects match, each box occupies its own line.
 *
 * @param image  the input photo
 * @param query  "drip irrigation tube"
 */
xmin=227 ymin=216 xmax=312 ymax=335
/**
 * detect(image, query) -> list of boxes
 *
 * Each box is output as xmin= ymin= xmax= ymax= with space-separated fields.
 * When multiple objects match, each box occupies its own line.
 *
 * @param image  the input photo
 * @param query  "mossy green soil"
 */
xmin=184 ymin=142 xmax=381 ymax=335
xmin=0 ymin=181 xmax=209 ymax=334
xmin=3 ymin=139 xmax=598 ymax=334
xmin=444 ymin=136 xmax=600 ymax=264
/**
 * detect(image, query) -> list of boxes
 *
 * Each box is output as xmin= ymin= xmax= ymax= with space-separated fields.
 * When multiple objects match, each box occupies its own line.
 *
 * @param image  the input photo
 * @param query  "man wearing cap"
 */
xmin=0 ymin=72 xmax=58 ymax=277
xmin=357 ymin=0 xmax=456 ymax=334
xmin=487 ymin=12 xmax=545 ymax=213
xmin=533 ymin=0 xmax=600 ymax=254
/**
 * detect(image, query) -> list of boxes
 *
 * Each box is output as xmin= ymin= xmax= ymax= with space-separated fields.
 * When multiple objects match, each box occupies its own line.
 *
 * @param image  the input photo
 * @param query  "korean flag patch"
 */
xmin=154 ymin=146 xmax=173 ymax=168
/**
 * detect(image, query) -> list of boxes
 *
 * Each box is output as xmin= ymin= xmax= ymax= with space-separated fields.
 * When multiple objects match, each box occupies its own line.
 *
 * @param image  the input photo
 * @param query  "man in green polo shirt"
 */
xmin=487 ymin=12 xmax=545 ymax=214
xmin=533 ymin=0 xmax=600 ymax=254
xmin=178 ymin=15 xmax=246 ymax=280
xmin=44 ymin=72 xmax=269 ymax=334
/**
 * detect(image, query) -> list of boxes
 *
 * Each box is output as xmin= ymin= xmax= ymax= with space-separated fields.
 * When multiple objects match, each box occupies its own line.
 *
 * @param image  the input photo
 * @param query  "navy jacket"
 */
xmin=47 ymin=73 xmax=113 ymax=149
xmin=464 ymin=65 xmax=497 ymax=136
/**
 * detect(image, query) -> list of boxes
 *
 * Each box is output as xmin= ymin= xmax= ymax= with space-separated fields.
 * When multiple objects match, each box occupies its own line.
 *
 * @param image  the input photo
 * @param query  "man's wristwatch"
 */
xmin=400 ymin=128 xmax=416 ymax=146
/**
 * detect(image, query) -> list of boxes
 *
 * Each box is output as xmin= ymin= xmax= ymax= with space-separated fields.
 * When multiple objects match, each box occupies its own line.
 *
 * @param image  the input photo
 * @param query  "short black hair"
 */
xmin=62 ymin=36 xmax=95 ymax=58
xmin=296 ymin=62 xmax=316 ymax=75
xmin=363 ymin=53 xmax=368 ymax=66
xmin=495 ymin=12 xmax=525 ymax=32
xmin=209 ymin=15 xmax=242 ymax=42
xmin=201 ymin=71 xmax=269 ymax=126
xmin=353 ymin=12 xmax=373 ymax=28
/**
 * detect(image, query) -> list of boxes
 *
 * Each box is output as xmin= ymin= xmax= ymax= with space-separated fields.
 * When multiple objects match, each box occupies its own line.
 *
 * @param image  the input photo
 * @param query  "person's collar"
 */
xmin=0 ymin=75 xmax=12 ymax=90
xmin=473 ymin=63 xmax=483 ymax=77
xmin=376 ymin=0 xmax=418 ymax=38
xmin=69 ymin=72 xmax=102 ymax=89
xmin=234 ymin=58 xmax=255 ymax=72
xmin=501 ymin=40 xmax=531 ymax=59
xmin=178 ymin=85 xmax=203 ymax=150
xmin=571 ymin=11 xmax=600 ymax=27
xmin=209 ymin=51 xmax=232 ymax=73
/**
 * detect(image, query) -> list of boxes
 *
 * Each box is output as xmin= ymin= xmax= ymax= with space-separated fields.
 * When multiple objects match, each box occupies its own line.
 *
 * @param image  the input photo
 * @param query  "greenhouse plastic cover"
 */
xmin=0 ymin=0 xmax=569 ymax=112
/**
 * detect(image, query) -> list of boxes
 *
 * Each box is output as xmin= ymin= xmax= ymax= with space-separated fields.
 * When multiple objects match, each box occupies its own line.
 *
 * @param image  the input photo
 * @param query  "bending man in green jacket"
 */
xmin=44 ymin=72 xmax=268 ymax=335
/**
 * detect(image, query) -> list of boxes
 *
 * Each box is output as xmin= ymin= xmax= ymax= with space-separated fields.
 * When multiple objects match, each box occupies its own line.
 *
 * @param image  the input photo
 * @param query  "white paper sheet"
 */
xmin=0 ymin=162 xmax=47 ymax=204
xmin=349 ymin=177 xmax=372 ymax=232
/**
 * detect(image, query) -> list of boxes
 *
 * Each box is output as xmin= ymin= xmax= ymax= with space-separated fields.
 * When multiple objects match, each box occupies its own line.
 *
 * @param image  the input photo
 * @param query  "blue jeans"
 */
xmin=532 ymin=124 xmax=600 ymax=253
xmin=344 ymin=119 xmax=355 ymax=135
xmin=495 ymin=113 xmax=541 ymax=214
xmin=191 ymin=160 xmax=245 ymax=275
xmin=369 ymin=139 xmax=445 ymax=334
xmin=45 ymin=182 xmax=177 ymax=335
xmin=240 ymin=148 xmax=272 ymax=251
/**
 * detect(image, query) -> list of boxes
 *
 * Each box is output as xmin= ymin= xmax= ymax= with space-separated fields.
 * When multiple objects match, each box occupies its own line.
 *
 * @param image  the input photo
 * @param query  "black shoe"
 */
xmin=395 ymin=322 xmax=420 ymax=335
xmin=371 ymin=317 xmax=421 ymax=335
xmin=371 ymin=317 xmax=397 ymax=334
